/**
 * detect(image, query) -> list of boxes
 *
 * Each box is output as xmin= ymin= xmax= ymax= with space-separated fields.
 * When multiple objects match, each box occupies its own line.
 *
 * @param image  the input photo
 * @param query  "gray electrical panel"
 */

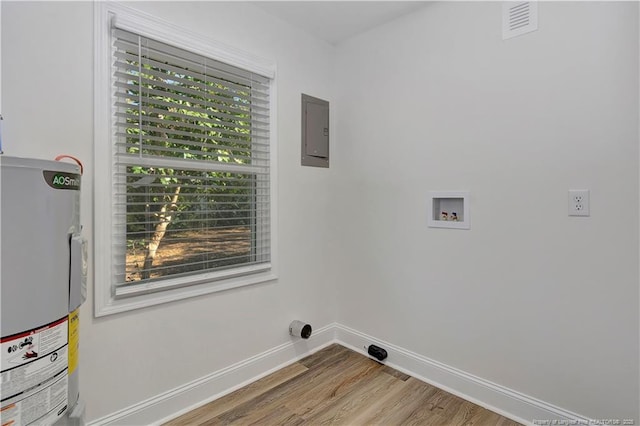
xmin=301 ymin=94 xmax=329 ymax=168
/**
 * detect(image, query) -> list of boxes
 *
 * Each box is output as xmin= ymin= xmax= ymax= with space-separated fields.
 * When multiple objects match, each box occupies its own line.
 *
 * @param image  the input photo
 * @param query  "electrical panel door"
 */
xmin=301 ymin=94 xmax=329 ymax=168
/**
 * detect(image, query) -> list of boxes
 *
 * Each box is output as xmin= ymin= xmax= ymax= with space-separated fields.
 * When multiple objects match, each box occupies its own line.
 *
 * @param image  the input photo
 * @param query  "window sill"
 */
xmin=95 ymin=270 xmax=277 ymax=317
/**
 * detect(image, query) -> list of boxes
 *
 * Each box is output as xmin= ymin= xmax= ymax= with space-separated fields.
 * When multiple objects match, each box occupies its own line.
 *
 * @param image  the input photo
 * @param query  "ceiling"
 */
xmin=252 ymin=2 xmax=428 ymax=45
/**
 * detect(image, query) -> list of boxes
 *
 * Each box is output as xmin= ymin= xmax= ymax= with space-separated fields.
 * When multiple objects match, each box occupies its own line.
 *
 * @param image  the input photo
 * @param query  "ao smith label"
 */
xmin=43 ymin=171 xmax=81 ymax=190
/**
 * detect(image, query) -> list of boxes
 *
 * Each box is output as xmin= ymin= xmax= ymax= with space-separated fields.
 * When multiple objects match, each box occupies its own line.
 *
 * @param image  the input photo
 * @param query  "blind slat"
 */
xmin=115 ymin=154 xmax=269 ymax=175
xmin=114 ymin=93 xmax=268 ymax=132
xmin=117 ymin=221 xmax=261 ymax=230
xmin=124 ymin=228 xmax=271 ymax=237
xmin=112 ymin=63 xmax=269 ymax=108
xmin=113 ymin=52 xmax=270 ymax=101
xmin=115 ymin=132 xmax=268 ymax=157
xmin=114 ymin=111 xmax=270 ymax=143
xmin=115 ymin=126 xmax=271 ymax=153
xmin=113 ymin=76 xmax=269 ymax=117
xmin=115 ymin=137 xmax=268 ymax=164
xmin=113 ymin=32 xmax=270 ymax=87
xmin=121 ymin=252 xmax=272 ymax=273
xmin=114 ymin=102 xmax=270 ymax=141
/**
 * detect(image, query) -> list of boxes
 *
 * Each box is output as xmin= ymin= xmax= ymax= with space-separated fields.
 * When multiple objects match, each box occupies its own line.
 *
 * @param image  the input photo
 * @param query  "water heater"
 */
xmin=0 ymin=156 xmax=87 ymax=426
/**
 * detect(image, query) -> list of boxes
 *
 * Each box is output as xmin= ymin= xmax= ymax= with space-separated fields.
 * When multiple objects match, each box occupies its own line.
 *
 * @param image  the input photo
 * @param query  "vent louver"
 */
xmin=502 ymin=2 xmax=538 ymax=40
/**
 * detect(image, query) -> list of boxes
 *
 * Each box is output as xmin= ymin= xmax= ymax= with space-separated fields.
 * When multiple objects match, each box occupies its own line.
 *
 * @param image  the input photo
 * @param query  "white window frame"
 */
xmin=94 ymin=2 xmax=278 ymax=317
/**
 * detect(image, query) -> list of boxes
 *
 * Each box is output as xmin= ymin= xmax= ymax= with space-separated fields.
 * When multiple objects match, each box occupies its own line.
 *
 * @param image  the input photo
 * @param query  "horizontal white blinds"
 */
xmin=112 ymin=28 xmax=271 ymax=289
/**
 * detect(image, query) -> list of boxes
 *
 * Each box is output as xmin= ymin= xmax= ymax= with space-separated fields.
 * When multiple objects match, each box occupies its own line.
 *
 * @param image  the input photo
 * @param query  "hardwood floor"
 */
xmin=165 ymin=344 xmax=521 ymax=426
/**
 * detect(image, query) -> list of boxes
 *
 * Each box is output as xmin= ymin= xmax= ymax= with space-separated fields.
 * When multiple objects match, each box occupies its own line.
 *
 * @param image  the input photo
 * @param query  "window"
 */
xmin=94 ymin=4 xmax=277 ymax=316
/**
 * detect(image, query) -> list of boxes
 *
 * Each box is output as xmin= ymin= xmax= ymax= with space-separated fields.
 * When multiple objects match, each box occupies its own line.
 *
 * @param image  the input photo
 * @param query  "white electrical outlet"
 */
xmin=568 ymin=190 xmax=590 ymax=217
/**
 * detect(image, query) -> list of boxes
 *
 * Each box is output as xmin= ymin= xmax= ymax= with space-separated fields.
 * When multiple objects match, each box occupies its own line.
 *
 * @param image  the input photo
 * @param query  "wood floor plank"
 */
xmin=447 ymin=399 xmax=483 ymax=425
xmin=288 ymin=355 xmax=383 ymax=418
xmin=401 ymin=386 xmax=467 ymax=425
xmin=347 ymin=377 xmax=440 ymax=425
xmin=497 ymin=416 xmax=523 ymax=426
xmin=465 ymin=407 xmax=522 ymax=426
xmin=165 ymin=362 xmax=308 ymax=426
xmin=164 ymin=344 xmax=521 ymax=426
xmin=215 ymin=350 xmax=365 ymax=424
xmin=245 ymin=405 xmax=305 ymax=426
xmin=381 ymin=365 xmax=412 ymax=381
xmin=297 ymin=344 xmax=350 ymax=369
xmin=302 ymin=366 xmax=403 ymax=425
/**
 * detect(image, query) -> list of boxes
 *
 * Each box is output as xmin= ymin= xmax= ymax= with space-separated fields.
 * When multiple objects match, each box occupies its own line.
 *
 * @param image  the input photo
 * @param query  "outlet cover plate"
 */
xmin=568 ymin=190 xmax=590 ymax=217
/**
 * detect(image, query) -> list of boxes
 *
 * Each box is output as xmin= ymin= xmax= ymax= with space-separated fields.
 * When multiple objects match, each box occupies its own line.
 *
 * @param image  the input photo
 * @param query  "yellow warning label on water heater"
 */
xmin=68 ymin=309 xmax=79 ymax=375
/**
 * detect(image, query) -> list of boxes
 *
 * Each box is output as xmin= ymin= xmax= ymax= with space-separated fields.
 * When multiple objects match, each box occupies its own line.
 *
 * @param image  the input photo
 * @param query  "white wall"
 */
xmin=2 ymin=0 xmax=638 ymax=423
xmin=1 ymin=1 xmax=336 ymax=421
xmin=332 ymin=1 xmax=639 ymax=421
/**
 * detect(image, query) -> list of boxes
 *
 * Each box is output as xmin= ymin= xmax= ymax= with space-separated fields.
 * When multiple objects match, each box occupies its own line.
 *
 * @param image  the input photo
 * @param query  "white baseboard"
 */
xmin=89 ymin=323 xmax=591 ymax=426
xmin=334 ymin=323 xmax=591 ymax=426
xmin=87 ymin=323 xmax=336 ymax=426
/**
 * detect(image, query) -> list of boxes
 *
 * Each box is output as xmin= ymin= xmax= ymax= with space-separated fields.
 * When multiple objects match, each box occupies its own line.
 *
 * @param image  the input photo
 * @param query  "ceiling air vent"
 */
xmin=502 ymin=2 xmax=538 ymax=40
